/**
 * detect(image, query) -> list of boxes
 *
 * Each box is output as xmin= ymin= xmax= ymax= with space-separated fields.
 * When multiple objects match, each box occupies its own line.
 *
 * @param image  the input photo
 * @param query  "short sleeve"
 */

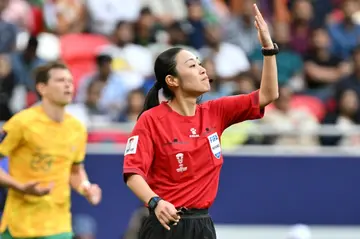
xmin=208 ymin=90 xmax=264 ymax=131
xmin=123 ymin=116 xmax=154 ymax=182
xmin=73 ymin=126 xmax=87 ymax=164
xmin=0 ymin=115 xmax=23 ymax=156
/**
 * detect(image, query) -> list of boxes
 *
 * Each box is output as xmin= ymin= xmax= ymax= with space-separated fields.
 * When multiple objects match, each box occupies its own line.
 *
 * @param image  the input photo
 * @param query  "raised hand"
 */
xmin=253 ymin=4 xmax=273 ymax=48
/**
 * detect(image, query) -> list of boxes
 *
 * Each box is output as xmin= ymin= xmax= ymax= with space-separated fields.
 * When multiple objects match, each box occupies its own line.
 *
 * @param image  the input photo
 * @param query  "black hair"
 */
xmin=33 ymin=61 xmax=68 ymax=99
xmin=95 ymin=54 xmax=112 ymax=66
xmin=27 ymin=35 xmax=39 ymax=49
xmin=140 ymin=6 xmax=152 ymax=15
xmin=138 ymin=47 xmax=183 ymax=119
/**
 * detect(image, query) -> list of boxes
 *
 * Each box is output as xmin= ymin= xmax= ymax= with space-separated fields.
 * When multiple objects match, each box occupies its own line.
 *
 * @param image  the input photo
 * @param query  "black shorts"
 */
xmin=139 ymin=208 xmax=217 ymax=239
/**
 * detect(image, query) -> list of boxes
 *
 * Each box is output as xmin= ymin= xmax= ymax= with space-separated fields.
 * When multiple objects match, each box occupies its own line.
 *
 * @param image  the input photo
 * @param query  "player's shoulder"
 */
xmin=65 ymin=113 xmax=87 ymax=133
xmin=7 ymin=106 xmax=40 ymax=125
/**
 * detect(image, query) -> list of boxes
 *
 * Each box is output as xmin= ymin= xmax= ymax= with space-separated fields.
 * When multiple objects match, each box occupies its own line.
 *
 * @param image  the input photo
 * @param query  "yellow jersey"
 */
xmin=0 ymin=105 xmax=87 ymax=237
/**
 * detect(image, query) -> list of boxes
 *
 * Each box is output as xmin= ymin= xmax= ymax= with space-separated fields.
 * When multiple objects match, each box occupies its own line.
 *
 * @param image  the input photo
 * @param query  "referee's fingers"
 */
xmin=158 ymin=217 xmax=171 ymax=230
xmin=162 ymin=210 xmax=178 ymax=223
xmin=166 ymin=207 xmax=180 ymax=221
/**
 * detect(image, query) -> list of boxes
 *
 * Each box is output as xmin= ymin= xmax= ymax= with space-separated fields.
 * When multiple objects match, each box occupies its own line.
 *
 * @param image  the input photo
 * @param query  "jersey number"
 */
xmin=31 ymin=152 xmax=54 ymax=172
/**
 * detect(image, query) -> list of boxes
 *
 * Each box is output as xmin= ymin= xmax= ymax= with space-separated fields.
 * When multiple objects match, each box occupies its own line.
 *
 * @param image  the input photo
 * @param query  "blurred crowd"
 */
xmin=0 ymin=0 xmax=360 ymax=147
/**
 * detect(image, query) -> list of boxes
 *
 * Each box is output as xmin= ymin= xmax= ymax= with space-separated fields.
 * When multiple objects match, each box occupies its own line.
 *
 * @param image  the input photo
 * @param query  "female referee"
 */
xmin=123 ymin=4 xmax=279 ymax=239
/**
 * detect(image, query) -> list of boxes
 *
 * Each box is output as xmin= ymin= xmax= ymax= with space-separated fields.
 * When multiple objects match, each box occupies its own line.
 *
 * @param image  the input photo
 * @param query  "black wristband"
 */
xmin=148 ymin=196 xmax=162 ymax=211
xmin=262 ymin=43 xmax=279 ymax=56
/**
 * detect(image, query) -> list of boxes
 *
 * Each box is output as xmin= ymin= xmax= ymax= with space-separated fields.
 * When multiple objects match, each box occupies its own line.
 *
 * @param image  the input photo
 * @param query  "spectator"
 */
xmin=0 ymin=0 xmax=18 ymax=54
xmin=337 ymin=45 xmax=360 ymax=107
xmin=0 ymin=54 xmax=15 ymax=121
xmin=42 ymin=0 xmax=87 ymax=35
xmin=223 ymin=0 xmax=258 ymax=55
xmin=86 ymin=0 xmax=141 ymax=36
xmin=140 ymin=0 xmax=187 ymax=26
xmin=76 ymin=54 xmax=129 ymax=120
xmin=231 ymin=71 xmax=257 ymax=95
xmin=328 ymin=0 xmax=360 ymax=60
xmin=99 ymin=20 xmax=152 ymax=81
xmin=321 ymin=89 xmax=360 ymax=146
xmin=1 ymin=0 xmax=34 ymax=32
xmin=186 ymin=0 xmax=207 ymax=50
xmin=289 ymin=0 xmax=314 ymax=56
xmin=148 ymin=21 xmax=200 ymax=60
xmin=11 ymin=35 xmax=46 ymax=92
xmin=200 ymin=23 xmax=250 ymax=80
xmin=118 ymin=89 xmax=145 ymax=122
xmin=304 ymin=27 xmax=346 ymax=101
xmin=133 ymin=7 xmax=159 ymax=46
xmin=261 ymin=86 xmax=319 ymax=146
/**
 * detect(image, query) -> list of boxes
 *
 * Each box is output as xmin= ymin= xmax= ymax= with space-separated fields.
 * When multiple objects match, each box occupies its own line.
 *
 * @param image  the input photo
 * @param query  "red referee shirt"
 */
xmin=123 ymin=90 xmax=264 ymax=209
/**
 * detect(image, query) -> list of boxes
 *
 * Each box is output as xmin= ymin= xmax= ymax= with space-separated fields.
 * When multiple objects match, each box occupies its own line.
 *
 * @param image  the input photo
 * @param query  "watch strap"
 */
xmin=262 ymin=43 xmax=279 ymax=56
xmin=148 ymin=196 xmax=162 ymax=210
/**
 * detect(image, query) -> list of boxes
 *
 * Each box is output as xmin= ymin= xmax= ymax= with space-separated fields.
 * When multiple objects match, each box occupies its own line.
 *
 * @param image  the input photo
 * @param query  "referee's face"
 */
xmin=172 ymin=50 xmax=210 ymax=97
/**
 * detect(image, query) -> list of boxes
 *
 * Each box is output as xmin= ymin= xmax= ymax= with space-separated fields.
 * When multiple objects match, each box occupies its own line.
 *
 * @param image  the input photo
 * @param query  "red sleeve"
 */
xmin=208 ymin=90 xmax=265 ymax=130
xmin=123 ymin=116 xmax=154 ymax=182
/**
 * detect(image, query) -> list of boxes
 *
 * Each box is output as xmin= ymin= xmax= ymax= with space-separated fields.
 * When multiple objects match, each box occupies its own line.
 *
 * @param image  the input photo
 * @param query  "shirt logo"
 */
xmin=207 ymin=132 xmax=222 ymax=159
xmin=176 ymin=153 xmax=187 ymax=173
xmin=189 ymin=128 xmax=199 ymax=138
xmin=124 ymin=135 xmax=139 ymax=156
xmin=0 ymin=129 xmax=7 ymax=143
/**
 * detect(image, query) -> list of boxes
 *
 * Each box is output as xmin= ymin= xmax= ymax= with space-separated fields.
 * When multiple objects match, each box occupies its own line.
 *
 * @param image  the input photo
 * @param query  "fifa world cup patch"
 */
xmin=0 ymin=129 xmax=7 ymax=143
xmin=124 ymin=135 xmax=139 ymax=156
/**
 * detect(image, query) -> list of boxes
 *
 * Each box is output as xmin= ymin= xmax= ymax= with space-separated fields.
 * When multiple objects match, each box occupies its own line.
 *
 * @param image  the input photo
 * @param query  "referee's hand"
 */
xmin=155 ymin=200 xmax=180 ymax=230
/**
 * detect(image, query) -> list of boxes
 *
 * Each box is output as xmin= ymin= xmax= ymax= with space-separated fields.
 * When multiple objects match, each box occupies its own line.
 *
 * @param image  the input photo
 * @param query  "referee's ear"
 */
xmin=138 ymin=84 xmax=160 ymax=119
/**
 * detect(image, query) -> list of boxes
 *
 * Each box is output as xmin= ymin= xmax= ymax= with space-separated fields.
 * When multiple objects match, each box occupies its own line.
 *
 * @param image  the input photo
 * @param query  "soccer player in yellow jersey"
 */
xmin=0 ymin=62 xmax=102 ymax=239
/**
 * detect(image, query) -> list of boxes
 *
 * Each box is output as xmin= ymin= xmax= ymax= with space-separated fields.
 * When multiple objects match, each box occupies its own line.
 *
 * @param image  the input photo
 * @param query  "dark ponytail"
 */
xmin=137 ymin=47 xmax=183 ymax=119
xmin=137 ymin=82 xmax=161 ymax=119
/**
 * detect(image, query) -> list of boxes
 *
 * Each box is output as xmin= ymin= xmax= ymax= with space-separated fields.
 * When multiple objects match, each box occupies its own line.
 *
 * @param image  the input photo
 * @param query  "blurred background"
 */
xmin=0 ymin=0 xmax=360 ymax=238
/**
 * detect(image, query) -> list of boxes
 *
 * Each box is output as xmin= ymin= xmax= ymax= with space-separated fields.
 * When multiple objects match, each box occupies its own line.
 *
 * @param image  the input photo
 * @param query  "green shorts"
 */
xmin=1 ymin=229 xmax=73 ymax=239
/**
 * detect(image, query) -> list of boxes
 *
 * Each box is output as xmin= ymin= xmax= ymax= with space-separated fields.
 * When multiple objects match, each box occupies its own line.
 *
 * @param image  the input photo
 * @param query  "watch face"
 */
xmin=149 ymin=197 xmax=160 ymax=209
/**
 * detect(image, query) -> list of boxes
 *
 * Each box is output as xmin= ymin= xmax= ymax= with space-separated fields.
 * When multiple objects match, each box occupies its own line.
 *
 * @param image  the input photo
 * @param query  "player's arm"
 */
xmin=70 ymin=127 xmax=101 ymax=205
xmin=0 ymin=118 xmax=51 ymax=196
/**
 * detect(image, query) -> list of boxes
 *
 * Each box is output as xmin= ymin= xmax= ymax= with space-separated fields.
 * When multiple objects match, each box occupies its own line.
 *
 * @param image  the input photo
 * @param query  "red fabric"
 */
xmin=60 ymin=34 xmax=109 ymax=61
xmin=88 ymin=131 xmax=130 ymax=144
xmin=26 ymin=92 xmax=38 ymax=107
xmin=266 ymin=95 xmax=326 ymax=121
xmin=60 ymin=34 xmax=110 ymax=88
xmin=123 ymin=91 xmax=263 ymax=208
xmin=30 ymin=6 xmax=44 ymax=36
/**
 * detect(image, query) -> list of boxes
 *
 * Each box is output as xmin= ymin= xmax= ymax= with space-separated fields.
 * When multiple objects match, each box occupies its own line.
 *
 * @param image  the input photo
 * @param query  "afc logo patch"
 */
xmin=0 ymin=129 xmax=7 ymax=143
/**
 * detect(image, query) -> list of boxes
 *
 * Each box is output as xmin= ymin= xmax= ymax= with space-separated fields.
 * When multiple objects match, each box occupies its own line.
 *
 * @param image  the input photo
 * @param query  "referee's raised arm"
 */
xmin=253 ymin=3 xmax=279 ymax=107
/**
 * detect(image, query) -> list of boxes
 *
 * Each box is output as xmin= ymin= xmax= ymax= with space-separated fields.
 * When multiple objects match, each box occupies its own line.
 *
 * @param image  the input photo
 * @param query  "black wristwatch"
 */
xmin=148 ymin=196 xmax=162 ymax=210
xmin=262 ymin=43 xmax=279 ymax=56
